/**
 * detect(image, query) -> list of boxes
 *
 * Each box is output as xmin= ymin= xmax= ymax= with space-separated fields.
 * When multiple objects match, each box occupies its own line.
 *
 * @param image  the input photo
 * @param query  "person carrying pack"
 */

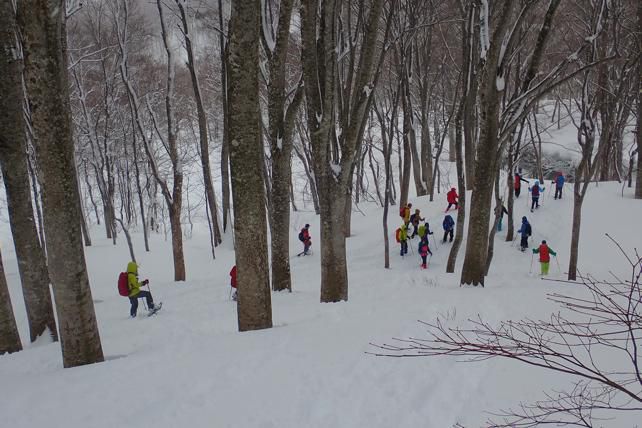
xmin=518 ymin=216 xmax=532 ymax=252
xmin=395 ymin=224 xmax=409 ymax=256
xmin=418 ymin=235 xmax=432 ymax=269
xmin=532 ymin=240 xmax=557 ymax=276
xmin=529 ymin=180 xmax=544 ymax=212
xmin=230 ymin=265 xmax=238 ymax=301
xmin=553 ymin=172 xmax=565 ymax=199
xmin=400 ymin=203 xmax=412 ymax=225
xmin=442 ymin=215 xmax=455 ymax=243
xmin=445 ymin=188 xmax=459 ymax=212
xmin=409 ymin=209 xmax=424 ymax=238
xmin=496 ymin=204 xmax=508 ymax=231
xmin=298 ymin=224 xmax=311 ymax=256
xmin=514 ymin=170 xmax=529 ymax=198
xmin=123 ymin=261 xmax=160 ymax=317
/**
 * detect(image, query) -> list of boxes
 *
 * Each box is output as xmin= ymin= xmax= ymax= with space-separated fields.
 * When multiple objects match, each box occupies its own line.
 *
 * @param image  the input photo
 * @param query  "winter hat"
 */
xmin=305 ymin=224 xmax=310 ymax=228
xmin=522 ymin=216 xmax=527 ymax=222
xmin=535 ymin=180 xmax=540 ymax=185
xmin=542 ymin=240 xmax=546 ymax=244
xmin=451 ymin=187 xmax=456 ymax=191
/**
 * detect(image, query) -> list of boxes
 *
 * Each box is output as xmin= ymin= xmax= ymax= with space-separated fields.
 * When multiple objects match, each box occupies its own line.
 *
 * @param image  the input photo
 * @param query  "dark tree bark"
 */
xmin=228 ymin=0 xmax=272 ymax=331
xmin=265 ymin=0 xmax=301 ymax=293
xmin=18 ymin=0 xmax=104 ymax=367
xmin=635 ymin=2 xmax=642 ymax=199
xmin=218 ymin=0 xmax=232 ymax=232
xmin=301 ymin=0 xmax=386 ymax=302
xmin=176 ymin=0 xmax=222 ymax=251
xmin=0 ymin=247 xmax=22 ymax=355
xmin=0 ymin=0 xmax=57 ymax=344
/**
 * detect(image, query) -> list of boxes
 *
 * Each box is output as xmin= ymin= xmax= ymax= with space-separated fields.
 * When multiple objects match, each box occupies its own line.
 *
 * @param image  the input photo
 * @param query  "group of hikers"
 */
xmin=396 ymin=196 xmax=457 ymax=269
xmin=120 ymin=171 xmax=566 ymax=316
xmin=514 ymin=170 xmax=566 ymax=212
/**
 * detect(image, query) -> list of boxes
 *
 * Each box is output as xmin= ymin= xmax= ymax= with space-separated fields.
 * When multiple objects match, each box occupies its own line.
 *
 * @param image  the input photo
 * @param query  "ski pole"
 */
xmin=529 ymin=253 xmax=534 ymax=274
xmin=555 ymin=255 xmax=561 ymax=273
xmin=431 ymin=234 xmax=439 ymax=250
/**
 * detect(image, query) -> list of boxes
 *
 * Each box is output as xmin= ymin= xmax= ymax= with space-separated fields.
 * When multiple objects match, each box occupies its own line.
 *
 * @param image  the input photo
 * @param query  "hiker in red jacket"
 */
xmin=445 ymin=188 xmax=459 ymax=212
xmin=532 ymin=240 xmax=557 ymax=276
xmin=230 ymin=265 xmax=238 ymax=301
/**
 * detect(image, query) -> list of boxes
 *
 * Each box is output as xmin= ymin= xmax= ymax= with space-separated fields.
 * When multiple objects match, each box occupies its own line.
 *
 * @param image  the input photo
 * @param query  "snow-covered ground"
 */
xmin=1 ymin=176 xmax=641 ymax=427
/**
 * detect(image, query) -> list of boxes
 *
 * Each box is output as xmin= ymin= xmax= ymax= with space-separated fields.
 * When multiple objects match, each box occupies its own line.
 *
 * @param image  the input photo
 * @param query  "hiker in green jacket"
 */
xmin=127 ymin=261 xmax=158 ymax=317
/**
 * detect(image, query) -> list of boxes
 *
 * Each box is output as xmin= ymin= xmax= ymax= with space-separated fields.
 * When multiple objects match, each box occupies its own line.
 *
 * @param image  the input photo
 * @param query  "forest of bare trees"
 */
xmin=0 ymin=0 xmax=640 ymax=368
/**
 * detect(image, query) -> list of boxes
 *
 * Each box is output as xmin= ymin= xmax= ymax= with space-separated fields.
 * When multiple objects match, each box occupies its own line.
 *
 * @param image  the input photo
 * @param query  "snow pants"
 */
xmin=515 ymin=187 xmax=521 ymax=198
xmin=443 ymin=229 xmax=453 ymax=243
xmin=400 ymin=240 xmax=408 ymax=256
xmin=304 ymin=240 xmax=311 ymax=254
xmin=446 ymin=202 xmax=458 ymax=211
xmin=554 ymin=186 xmax=563 ymax=199
xmin=130 ymin=290 xmax=154 ymax=317
xmin=421 ymin=254 xmax=427 ymax=268
xmin=540 ymin=262 xmax=550 ymax=275
xmin=520 ymin=235 xmax=529 ymax=251
xmin=531 ymin=197 xmax=539 ymax=210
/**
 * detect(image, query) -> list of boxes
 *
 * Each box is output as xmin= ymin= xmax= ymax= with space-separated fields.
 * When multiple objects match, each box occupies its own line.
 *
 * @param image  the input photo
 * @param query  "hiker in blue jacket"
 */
xmin=553 ymin=172 xmax=565 ymax=199
xmin=518 ymin=216 xmax=532 ymax=252
xmin=442 ymin=215 xmax=455 ymax=243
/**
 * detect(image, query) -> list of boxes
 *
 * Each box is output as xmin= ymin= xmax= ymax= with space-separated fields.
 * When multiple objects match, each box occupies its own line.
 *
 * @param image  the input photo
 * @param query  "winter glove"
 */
xmin=532 ymin=249 xmax=536 ymax=254
xmin=142 ymin=279 xmax=149 ymax=286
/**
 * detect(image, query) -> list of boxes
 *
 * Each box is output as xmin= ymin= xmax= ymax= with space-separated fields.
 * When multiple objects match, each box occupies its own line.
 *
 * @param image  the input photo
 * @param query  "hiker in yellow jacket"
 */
xmin=127 ymin=261 xmax=159 ymax=317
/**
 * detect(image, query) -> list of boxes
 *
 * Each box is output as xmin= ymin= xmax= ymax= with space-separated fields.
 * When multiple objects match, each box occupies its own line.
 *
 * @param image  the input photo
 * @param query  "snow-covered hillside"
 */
xmin=1 ymin=178 xmax=641 ymax=427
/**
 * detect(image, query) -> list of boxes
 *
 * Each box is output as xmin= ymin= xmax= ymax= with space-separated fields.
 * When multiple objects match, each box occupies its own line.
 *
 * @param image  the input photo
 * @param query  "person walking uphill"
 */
xmin=298 ymin=224 xmax=312 ymax=256
xmin=553 ymin=172 xmax=565 ymax=199
xmin=514 ymin=170 xmax=529 ymax=198
xmin=400 ymin=203 xmax=412 ymax=225
xmin=529 ymin=180 xmax=544 ymax=212
xmin=409 ymin=209 xmax=425 ymax=238
xmin=126 ymin=262 xmax=160 ymax=317
xmin=395 ymin=223 xmax=409 ymax=256
xmin=418 ymin=235 xmax=432 ymax=269
xmin=518 ymin=216 xmax=532 ymax=252
xmin=442 ymin=214 xmax=455 ymax=243
xmin=445 ymin=188 xmax=459 ymax=212
xmin=533 ymin=240 xmax=557 ymax=276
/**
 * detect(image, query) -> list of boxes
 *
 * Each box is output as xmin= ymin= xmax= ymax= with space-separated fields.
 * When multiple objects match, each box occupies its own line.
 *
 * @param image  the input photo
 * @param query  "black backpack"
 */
xmin=298 ymin=230 xmax=305 ymax=242
xmin=525 ymin=223 xmax=532 ymax=236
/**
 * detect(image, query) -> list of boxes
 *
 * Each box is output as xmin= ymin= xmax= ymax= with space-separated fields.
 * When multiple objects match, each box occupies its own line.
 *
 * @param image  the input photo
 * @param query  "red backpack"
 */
xmin=118 ymin=272 xmax=130 ymax=297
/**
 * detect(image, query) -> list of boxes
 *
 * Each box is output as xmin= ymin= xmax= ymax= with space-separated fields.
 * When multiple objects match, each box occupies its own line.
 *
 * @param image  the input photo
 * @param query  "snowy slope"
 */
xmin=1 ymin=178 xmax=641 ymax=428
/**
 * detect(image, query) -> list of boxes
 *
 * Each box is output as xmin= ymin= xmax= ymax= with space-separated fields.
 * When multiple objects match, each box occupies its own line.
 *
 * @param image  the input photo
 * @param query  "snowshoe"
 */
xmin=148 ymin=302 xmax=163 ymax=316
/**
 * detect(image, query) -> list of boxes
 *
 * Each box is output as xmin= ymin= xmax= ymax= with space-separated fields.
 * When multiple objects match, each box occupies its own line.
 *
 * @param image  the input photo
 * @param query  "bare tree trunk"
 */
xmin=176 ymin=0 xmax=222 ymax=249
xmin=266 ymin=0 xmax=300 ymax=292
xmin=228 ymin=0 xmax=272 ymax=331
xmin=115 ymin=218 xmax=136 ymax=263
xmin=0 ymin=2 xmax=57 ymax=343
xmin=27 ymin=155 xmax=46 ymax=246
xmin=18 ymin=0 xmax=104 ymax=367
xmin=485 ymin=172 xmax=503 ymax=275
xmin=218 ymin=0 xmax=231 ymax=232
xmin=635 ymin=2 xmax=642 ymax=199
xmin=0 ymin=247 xmax=22 ymax=355
xmin=446 ymin=104 xmax=466 ymax=274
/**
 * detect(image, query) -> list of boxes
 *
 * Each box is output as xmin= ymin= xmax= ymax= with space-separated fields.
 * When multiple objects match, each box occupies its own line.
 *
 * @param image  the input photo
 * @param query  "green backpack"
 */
xmin=417 ymin=224 xmax=426 ymax=238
